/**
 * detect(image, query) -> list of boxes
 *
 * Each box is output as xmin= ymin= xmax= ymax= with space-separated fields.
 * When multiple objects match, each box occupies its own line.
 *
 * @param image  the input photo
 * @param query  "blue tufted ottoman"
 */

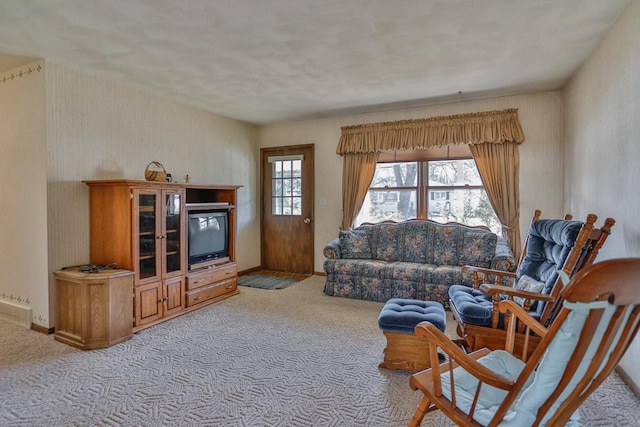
xmin=377 ymin=299 xmax=446 ymax=372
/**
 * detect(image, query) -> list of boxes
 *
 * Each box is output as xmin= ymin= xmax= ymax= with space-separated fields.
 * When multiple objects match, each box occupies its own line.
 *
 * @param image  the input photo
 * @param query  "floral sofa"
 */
xmin=323 ymin=220 xmax=515 ymax=307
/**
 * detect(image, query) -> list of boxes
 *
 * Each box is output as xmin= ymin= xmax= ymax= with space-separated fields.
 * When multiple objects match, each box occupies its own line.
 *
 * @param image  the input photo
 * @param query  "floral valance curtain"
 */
xmin=336 ymin=108 xmax=525 ymax=154
xmin=337 ymin=108 xmax=525 ymax=257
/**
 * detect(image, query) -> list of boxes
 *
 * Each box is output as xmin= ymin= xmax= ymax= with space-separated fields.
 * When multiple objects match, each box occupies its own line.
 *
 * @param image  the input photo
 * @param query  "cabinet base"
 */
xmin=54 ymin=332 xmax=132 ymax=350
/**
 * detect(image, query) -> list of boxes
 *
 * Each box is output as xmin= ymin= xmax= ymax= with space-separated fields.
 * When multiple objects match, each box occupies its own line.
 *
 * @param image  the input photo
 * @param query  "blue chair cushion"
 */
xmin=378 ymin=299 xmax=446 ymax=334
xmin=517 ymin=219 xmax=583 ymax=316
xmin=449 ymin=218 xmax=585 ymax=328
xmin=448 ymin=284 xmax=499 ymax=327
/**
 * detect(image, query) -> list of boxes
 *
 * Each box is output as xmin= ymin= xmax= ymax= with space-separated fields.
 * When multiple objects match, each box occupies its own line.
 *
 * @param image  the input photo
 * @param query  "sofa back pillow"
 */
xmin=371 ymin=223 xmax=402 ymax=262
xmin=458 ymin=229 xmax=498 ymax=268
xmin=428 ymin=225 xmax=463 ymax=265
xmin=338 ymin=229 xmax=372 ymax=259
xmin=400 ymin=221 xmax=429 ymax=263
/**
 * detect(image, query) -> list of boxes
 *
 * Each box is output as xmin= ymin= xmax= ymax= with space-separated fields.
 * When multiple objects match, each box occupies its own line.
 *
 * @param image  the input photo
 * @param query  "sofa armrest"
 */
xmin=491 ymin=236 xmax=516 ymax=272
xmin=323 ymin=238 xmax=342 ymax=259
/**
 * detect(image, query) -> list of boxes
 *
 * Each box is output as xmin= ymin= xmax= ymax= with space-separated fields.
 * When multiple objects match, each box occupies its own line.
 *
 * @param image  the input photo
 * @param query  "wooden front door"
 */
xmin=261 ymin=145 xmax=314 ymax=274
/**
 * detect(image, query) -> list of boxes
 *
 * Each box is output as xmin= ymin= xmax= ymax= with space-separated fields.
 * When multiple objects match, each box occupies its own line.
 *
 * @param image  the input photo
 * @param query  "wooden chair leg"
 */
xmin=408 ymin=396 xmax=431 ymax=427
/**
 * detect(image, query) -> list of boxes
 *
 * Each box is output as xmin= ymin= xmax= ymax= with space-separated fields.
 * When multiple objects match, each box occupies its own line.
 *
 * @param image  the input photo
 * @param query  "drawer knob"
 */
xmin=194 ymin=296 xmax=202 ymax=301
xmin=226 ymin=285 xmax=233 ymax=289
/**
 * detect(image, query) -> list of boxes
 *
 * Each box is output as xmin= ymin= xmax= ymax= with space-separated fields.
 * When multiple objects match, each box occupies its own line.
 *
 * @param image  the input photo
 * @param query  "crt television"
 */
xmin=187 ymin=210 xmax=229 ymax=269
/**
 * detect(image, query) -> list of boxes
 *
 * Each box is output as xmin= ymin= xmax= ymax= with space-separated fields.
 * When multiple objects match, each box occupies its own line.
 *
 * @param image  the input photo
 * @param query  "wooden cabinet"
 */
xmin=84 ymin=180 xmax=241 ymax=332
xmin=133 ymin=188 xmax=185 ymax=284
xmin=134 ymin=277 xmax=186 ymax=327
xmin=131 ymin=188 xmax=186 ymax=328
xmin=54 ymin=268 xmax=134 ymax=350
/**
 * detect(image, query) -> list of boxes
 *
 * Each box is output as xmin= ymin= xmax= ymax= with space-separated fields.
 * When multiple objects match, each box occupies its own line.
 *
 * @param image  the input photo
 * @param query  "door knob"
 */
xmin=304 ymin=217 xmax=311 ymax=224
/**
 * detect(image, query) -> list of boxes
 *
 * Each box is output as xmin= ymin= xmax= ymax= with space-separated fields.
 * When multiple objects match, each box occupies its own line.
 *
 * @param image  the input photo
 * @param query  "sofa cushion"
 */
xmin=386 ymin=262 xmax=434 ymax=283
xmin=431 ymin=265 xmax=464 ymax=287
xmin=458 ymin=229 xmax=498 ymax=268
xmin=339 ymin=229 xmax=372 ymax=259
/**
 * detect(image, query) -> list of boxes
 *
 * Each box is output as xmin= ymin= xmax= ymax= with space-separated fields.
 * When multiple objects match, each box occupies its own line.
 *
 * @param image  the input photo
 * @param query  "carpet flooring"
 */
xmin=0 ymin=275 xmax=639 ymax=426
xmin=237 ymin=273 xmax=301 ymax=290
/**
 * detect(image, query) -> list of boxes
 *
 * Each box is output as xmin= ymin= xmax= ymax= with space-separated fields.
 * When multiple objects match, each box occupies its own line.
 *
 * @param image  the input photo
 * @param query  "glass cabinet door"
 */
xmin=137 ymin=192 xmax=159 ymax=280
xmin=164 ymin=191 xmax=183 ymax=275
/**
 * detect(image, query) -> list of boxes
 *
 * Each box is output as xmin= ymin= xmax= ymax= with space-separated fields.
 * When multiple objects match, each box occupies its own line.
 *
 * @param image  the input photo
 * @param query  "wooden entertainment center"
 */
xmin=84 ymin=180 xmax=241 ymax=332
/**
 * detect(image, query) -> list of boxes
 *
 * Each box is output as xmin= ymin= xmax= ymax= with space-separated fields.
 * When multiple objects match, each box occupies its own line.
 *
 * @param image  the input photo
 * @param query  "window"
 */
xmin=271 ymin=159 xmax=302 ymax=215
xmin=356 ymin=158 xmax=500 ymax=233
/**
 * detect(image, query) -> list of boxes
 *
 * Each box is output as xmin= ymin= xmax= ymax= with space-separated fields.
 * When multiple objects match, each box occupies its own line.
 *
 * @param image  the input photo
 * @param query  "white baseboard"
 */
xmin=0 ymin=300 xmax=32 ymax=329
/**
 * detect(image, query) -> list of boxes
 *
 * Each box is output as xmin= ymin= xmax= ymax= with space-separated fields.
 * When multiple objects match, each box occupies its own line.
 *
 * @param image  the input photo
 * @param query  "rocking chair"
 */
xmin=409 ymin=258 xmax=640 ymax=426
xmin=449 ymin=210 xmax=614 ymax=356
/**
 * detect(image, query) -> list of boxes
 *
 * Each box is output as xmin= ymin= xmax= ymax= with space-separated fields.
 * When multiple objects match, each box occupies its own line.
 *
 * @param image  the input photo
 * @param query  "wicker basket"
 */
xmin=144 ymin=161 xmax=167 ymax=182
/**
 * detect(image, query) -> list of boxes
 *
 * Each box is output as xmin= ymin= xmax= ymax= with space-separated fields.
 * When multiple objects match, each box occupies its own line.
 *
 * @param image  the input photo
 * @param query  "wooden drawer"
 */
xmin=186 ymin=278 xmax=237 ymax=307
xmin=187 ymin=263 xmax=237 ymax=290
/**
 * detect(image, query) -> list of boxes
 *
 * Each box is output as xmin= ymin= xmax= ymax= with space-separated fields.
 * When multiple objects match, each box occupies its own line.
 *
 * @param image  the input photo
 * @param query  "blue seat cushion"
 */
xmin=378 ymin=299 xmax=446 ymax=334
xmin=448 ymin=284 xmax=499 ymax=327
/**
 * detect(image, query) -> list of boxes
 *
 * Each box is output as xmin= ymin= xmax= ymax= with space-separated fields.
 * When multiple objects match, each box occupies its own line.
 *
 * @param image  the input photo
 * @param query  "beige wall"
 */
xmin=259 ymin=91 xmax=564 ymax=272
xmin=43 ymin=62 xmax=261 ymax=328
xmin=563 ymin=0 xmax=640 ymax=387
xmin=0 ymin=61 xmax=49 ymax=326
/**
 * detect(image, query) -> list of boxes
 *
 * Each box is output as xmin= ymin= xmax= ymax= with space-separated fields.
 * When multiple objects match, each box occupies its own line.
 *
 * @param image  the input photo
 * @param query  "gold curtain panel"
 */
xmin=336 ymin=108 xmax=525 ymax=155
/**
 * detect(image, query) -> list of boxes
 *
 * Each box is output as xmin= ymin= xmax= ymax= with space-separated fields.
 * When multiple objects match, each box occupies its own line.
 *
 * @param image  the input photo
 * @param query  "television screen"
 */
xmin=188 ymin=211 xmax=228 ymax=265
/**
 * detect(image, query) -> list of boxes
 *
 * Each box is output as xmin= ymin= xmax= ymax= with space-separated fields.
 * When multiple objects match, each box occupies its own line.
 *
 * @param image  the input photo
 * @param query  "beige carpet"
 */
xmin=0 ymin=275 xmax=638 ymax=426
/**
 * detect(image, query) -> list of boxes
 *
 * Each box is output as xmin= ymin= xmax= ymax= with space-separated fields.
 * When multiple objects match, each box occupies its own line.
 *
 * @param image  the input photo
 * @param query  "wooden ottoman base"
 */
xmin=379 ymin=331 xmax=432 ymax=372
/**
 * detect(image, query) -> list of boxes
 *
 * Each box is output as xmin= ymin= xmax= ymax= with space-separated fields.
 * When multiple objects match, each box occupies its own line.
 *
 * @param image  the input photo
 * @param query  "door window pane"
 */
xmin=272 ymin=197 xmax=282 ymax=215
xmin=292 ymin=197 xmax=302 ymax=215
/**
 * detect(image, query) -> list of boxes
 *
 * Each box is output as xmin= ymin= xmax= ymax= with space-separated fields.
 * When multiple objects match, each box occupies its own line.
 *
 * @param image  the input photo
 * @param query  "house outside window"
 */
xmin=355 ymin=158 xmax=500 ymax=233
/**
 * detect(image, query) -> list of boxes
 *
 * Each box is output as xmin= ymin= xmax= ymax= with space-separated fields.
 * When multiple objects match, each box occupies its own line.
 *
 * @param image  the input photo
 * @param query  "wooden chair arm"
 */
xmin=499 ymin=300 xmax=548 ymax=338
xmin=461 ymin=265 xmax=517 ymax=278
xmin=499 ymin=300 xmax=549 ymax=356
xmin=414 ymin=322 xmax=515 ymax=391
xmin=479 ymin=284 xmax=555 ymax=303
xmin=462 ymin=265 xmax=517 ymax=289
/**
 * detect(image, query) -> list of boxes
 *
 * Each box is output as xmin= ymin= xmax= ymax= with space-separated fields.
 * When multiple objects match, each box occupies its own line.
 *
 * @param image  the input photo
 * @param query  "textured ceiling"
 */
xmin=0 ymin=0 xmax=630 ymax=124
